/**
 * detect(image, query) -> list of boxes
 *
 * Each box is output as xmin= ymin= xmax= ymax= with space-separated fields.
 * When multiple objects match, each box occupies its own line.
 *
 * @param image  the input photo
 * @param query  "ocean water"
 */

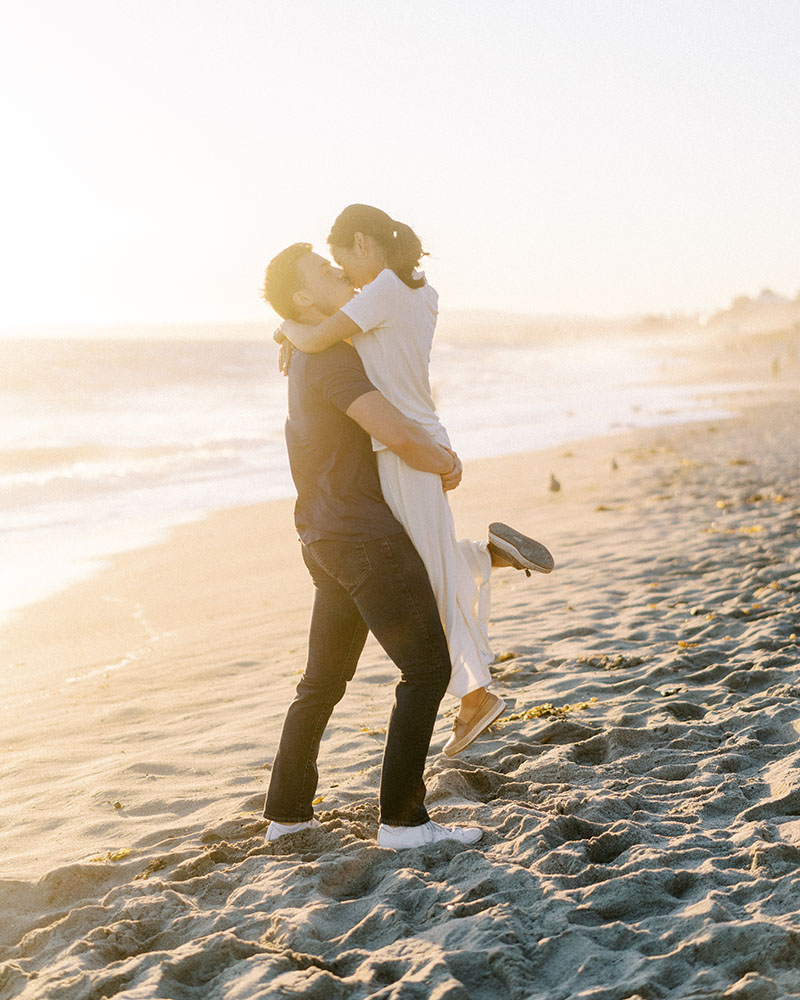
xmin=0 ymin=332 xmax=738 ymax=622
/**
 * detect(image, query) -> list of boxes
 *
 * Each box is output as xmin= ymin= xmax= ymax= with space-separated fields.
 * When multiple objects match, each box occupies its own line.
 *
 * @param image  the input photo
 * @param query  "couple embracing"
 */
xmin=261 ymin=204 xmax=554 ymax=850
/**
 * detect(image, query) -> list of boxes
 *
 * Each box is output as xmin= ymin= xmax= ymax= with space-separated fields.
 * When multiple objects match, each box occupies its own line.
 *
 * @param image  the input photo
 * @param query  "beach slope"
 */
xmin=1 ymin=389 xmax=800 ymax=998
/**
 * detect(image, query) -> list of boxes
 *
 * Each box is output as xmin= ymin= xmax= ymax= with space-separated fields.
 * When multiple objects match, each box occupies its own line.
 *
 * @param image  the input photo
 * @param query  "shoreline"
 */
xmin=6 ymin=322 xmax=794 ymax=628
xmin=0 ymin=379 xmax=767 ymax=669
xmin=0 ymin=373 xmax=766 ymax=630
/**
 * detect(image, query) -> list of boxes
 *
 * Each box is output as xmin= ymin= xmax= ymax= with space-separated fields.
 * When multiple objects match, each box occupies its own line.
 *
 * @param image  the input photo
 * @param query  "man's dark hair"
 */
xmin=262 ymin=242 xmax=312 ymax=319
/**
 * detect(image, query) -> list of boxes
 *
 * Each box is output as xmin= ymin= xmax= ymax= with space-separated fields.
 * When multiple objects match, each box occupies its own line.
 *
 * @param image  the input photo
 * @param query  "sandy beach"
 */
xmin=2 ymin=333 xmax=800 ymax=999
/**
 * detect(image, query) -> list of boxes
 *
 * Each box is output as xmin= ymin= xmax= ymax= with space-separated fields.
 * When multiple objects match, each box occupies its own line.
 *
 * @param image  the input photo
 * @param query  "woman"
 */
xmin=279 ymin=204 xmax=553 ymax=755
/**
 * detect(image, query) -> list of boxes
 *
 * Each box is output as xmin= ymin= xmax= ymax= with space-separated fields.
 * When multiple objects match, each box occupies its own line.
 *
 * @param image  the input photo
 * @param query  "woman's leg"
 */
xmin=377 ymin=450 xmax=494 ymax=700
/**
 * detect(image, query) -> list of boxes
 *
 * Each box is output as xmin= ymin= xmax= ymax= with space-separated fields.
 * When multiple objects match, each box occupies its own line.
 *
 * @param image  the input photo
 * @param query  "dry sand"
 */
xmin=1 ymin=340 xmax=799 ymax=999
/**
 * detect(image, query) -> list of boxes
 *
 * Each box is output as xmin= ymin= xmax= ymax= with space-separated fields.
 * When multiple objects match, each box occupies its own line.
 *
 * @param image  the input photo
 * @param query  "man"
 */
xmin=261 ymin=242 xmax=483 ymax=849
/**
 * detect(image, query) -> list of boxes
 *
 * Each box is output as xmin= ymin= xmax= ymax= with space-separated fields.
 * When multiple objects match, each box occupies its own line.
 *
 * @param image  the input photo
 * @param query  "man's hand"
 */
xmin=441 ymin=448 xmax=462 ymax=491
xmin=346 ymin=391 xmax=461 ymax=478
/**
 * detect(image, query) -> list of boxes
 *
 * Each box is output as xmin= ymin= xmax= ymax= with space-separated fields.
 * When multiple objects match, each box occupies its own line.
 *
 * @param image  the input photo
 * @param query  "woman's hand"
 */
xmin=278 ymin=339 xmax=294 ymax=375
xmin=274 ymin=327 xmax=294 ymax=375
xmin=441 ymin=448 xmax=463 ymax=491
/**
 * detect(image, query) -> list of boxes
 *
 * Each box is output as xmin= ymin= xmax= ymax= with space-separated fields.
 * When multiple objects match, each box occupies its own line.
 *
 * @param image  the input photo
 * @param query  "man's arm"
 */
xmin=346 ymin=390 xmax=460 ymax=483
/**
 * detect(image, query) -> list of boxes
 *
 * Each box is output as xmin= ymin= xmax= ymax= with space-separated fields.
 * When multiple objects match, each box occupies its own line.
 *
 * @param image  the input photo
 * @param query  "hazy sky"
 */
xmin=2 ymin=0 xmax=799 ymax=329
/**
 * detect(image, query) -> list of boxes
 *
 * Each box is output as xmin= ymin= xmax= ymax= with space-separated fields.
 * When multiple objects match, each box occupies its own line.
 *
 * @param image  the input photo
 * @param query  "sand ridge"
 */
xmin=1 ymin=391 xmax=799 ymax=999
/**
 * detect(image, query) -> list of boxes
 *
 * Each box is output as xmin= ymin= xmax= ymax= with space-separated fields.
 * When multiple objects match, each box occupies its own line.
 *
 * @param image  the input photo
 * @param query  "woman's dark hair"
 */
xmin=328 ymin=204 xmax=427 ymax=289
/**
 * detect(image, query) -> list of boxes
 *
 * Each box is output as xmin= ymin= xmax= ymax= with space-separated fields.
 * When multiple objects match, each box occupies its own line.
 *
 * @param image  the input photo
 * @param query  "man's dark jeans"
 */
xmin=263 ymin=530 xmax=451 ymax=827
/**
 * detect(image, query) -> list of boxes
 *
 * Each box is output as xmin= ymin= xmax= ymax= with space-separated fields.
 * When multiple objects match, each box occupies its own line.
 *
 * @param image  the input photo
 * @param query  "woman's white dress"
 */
xmin=340 ymin=268 xmax=493 ymax=697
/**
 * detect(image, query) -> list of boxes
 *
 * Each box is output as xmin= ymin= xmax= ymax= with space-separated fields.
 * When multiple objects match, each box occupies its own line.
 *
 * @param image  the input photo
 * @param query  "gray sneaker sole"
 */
xmin=488 ymin=522 xmax=555 ymax=574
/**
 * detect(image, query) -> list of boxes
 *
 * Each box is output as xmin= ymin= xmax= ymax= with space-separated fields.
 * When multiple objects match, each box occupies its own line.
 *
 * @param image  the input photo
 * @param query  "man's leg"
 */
xmin=308 ymin=532 xmax=452 ymax=827
xmin=264 ymin=547 xmax=368 ymax=823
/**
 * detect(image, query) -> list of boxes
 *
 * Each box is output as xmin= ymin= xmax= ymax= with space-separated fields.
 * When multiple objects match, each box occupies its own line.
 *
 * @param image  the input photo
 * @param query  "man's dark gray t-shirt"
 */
xmin=286 ymin=342 xmax=403 ymax=545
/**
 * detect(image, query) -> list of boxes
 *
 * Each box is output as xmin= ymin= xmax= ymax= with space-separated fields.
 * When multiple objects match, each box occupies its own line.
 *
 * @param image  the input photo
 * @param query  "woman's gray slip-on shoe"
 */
xmin=488 ymin=522 xmax=554 ymax=575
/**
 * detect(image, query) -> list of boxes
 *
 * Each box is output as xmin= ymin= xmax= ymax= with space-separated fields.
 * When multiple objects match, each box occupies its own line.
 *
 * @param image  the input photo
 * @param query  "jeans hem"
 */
xmin=263 ymin=813 xmax=314 ymax=824
xmin=379 ymin=816 xmax=430 ymax=827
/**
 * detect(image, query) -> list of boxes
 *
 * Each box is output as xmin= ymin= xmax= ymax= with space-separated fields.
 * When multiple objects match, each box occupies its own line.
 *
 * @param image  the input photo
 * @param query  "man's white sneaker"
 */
xmin=378 ymin=820 xmax=483 ymax=849
xmin=265 ymin=818 xmax=320 ymax=842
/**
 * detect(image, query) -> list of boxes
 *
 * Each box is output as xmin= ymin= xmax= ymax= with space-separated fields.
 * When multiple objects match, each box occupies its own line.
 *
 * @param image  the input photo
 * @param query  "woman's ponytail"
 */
xmin=328 ymin=204 xmax=427 ymax=289
xmin=388 ymin=221 xmax=425 ymax=289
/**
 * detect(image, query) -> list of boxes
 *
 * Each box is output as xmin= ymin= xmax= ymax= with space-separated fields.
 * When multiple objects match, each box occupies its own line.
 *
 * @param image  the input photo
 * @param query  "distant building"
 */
xmin=707 ymin=286 xmax=800 ymax=336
